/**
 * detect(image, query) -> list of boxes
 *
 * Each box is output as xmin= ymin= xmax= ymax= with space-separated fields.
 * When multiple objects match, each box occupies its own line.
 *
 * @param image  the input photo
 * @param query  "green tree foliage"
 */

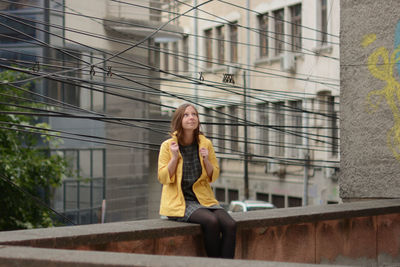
xmin=0 ymin=70 xmax=70 ymax=231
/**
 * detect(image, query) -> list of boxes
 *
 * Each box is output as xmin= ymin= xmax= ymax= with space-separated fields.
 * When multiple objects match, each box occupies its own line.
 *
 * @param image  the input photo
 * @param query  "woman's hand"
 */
xmin=200 ymin=147 xmax=213 ymax=178
xmin=170 ymin=141 xmax=179 ymax=159
xmin=199 ymin=147 xmax=209 ymax=161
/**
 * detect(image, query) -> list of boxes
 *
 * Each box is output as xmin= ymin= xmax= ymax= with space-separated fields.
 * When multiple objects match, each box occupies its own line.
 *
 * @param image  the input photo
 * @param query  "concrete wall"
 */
xmin=1 ymin=200 xmax=400 ymax=266
xmin=340 ymin=0 xmax=400 ymax=199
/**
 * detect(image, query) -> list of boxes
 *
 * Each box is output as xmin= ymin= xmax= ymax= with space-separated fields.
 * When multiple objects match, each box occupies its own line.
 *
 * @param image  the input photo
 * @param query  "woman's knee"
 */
xmin=224 ymin=218 xmax=237 ymax=234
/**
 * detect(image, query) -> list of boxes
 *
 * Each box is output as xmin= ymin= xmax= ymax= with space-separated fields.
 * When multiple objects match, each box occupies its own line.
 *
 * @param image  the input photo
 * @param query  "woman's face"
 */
xmin=181 ymin=105 xmax=199 ymax=132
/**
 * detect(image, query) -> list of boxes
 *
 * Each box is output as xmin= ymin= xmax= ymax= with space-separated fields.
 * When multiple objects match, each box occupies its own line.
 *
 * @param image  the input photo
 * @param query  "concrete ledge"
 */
xmin=0 ymin=246 xmax=349 ymax=267
xmin=233 ymin=198 xmax=400 ymax=228
xmin=1 ymin=199 xmax=399 ymax=247
xmin=0 ymin=199 xmax=400 ymax=265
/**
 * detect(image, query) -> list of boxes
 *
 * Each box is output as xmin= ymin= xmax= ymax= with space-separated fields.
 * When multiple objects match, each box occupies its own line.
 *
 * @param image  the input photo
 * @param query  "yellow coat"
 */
xmin=157 ymin=134 xmax=220 ymax=217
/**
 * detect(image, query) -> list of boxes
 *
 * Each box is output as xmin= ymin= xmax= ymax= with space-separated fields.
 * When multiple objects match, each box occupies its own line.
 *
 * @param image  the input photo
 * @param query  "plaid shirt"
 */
xmin=169 ymin=142 xmax=222 ymax=222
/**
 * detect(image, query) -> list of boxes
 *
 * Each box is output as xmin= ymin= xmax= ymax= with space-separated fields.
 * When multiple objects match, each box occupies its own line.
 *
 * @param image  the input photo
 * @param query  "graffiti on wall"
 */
xmin=362 ymin=20 xmax=400 ymax=161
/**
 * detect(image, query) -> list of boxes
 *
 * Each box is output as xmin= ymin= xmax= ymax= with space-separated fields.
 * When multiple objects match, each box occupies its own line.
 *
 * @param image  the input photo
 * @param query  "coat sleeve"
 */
xmin=207 ymin=140 xmax=220 ymax=183
xmin=157 ymin=140 xmax=176 ymax=185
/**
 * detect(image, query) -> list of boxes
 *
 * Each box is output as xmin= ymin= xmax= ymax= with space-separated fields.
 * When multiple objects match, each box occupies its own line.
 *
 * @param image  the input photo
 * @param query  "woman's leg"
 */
xmin=188 ymin=208 xmax=221 ymax=258
xmin=213 ymin=209 xmax=237 ymax=258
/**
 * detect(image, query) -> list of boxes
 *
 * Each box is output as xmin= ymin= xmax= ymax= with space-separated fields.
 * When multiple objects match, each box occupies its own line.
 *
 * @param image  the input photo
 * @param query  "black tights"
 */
xmin=188 ymin=208 xmax=237 ymax=258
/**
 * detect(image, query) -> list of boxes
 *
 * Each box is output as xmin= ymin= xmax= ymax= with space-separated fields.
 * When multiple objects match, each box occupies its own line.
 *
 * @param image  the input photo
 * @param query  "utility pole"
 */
xmin=243 ymin=71 xmax=249 ymax=199
xmin=193 ymin=0 xmax=198 ymax=106
xmin=243 ymin=0 xmax=251 ymax=200
xmin=303 ymin=100 xmax=309 ymax=206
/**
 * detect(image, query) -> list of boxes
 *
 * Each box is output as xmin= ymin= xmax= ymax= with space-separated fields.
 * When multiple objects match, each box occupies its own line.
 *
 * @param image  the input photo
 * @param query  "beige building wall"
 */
xmin=159 ymin=0 xmax=340 ymax=207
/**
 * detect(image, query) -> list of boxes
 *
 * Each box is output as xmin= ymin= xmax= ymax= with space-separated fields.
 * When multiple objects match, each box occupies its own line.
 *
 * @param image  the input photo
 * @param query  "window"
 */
xmin=288 ymin=196 xmax=302 ymax=207
xmin=216 ymin=25 xmax=225 ymax=64
xmin=272 ymin=194 xmax=285 ymax=208
xmin=0 ymin=0 xmax=39 ymax=10
xmin=0 ymin=16 xmax=36 ymax=44
xmin=274 ymin=102 xmax=285 ymax=156
xmin=328 ymin=96 xmax=338 ymax=156
xmin=228 ymin=189 xmax=239 ymax=202
xmin=229 ymin=23 xmax=238 ymax=63
xmin=217 ymin=106 xmax=225 ymax=153
xmin=163 ymin=43 xmax=169 ymax=71
xmin=204 ymin=107 xmax=213 ymax=139
xmin=320 ymin=0 xmax=328 ymax=45
xmin=215 ymin=188 xmax=226 ymax=202
xmin=290 ymin=100 xmax=302 ymax=157
xmin=291 ymin=4 xmax=302 ymax=51
xmin=172 ymin=41 xmax=179 ymax=72
xmin=47 ymin=49 xmax=82 ymax=107
xmin=258 ymin=14 xmax=268 ymax=57
xmin=257 ymin=103 xmax=269 ymax=155
xmin=256 ymin=192 xmax=269 ymax=202
xmin=274 ymin=9 xmax=284 ymax=55
xmin=182 ymin=35 xmax=189 ymax=72
xmin=54 ymin=148 xmax=106 ymax=225
xmin=229 ymin=105 xmax=238 ymax=152
xmin=204 ymin=29 xmax=212 ymax=68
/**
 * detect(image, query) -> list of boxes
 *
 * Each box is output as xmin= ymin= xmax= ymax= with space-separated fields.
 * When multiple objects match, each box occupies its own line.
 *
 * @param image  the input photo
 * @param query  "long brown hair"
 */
xmin=170 ymin=103 xmax=202 ymax=145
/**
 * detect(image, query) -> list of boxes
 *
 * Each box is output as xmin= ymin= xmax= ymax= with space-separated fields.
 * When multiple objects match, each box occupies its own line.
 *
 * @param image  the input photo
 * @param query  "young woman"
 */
xmin=157 ymin=103 xmax=236 ymax=258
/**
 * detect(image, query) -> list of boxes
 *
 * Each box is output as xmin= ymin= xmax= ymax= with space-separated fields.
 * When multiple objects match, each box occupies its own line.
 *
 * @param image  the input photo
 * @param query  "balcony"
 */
xmin=0 ymin=199 xmax=399 ymax=266
xmin=104 ymin=0 xmax=183 ymax=43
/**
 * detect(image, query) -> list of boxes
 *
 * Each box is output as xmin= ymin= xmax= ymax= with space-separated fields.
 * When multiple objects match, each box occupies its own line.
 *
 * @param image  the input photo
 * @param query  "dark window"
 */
xmin=173 ymin=41 xmax=179 ymax=71
xmin=204 ymin=107 xmax=213 ymax=139
xmin=163 ymin=43 xmax=169 ymax=71
xmin=288 ymin=196 xmax=302 ymax=207
xmin=328 ymin=96 xmax=339 ymax=156
xmin=228 ymin=189 xmax=239 ymax=202
xmin=258 ymin=14 xmax=268 ymax=57
xmin=272 ymin=194 xmax=285 ymax=208
xmin=205 ymin=29 xmax=212 ymax=68
xmin=47 ymin=49 xmax=81 ymax=107
xmin=229 ymin=105 xmax=238 ymax=152
xmin=291 ymin=4 xmax=302 ymax=51
xmin=216 ymin=25 xmax=225 ymax=64
xmin=321 ymin=0 xmax=327 ymax=44
xmin=0 ymin=16 xmax=36 ymax=44
xmin=256 ymin=192 xmax=269 ymax=202
xmin=182 ymin=36 xmax=189 ymax=72
xmin=229 ymin=23 xmax=238 ymax=63
xmin=274 ymin=102 xmax=285 ymax=156
xmin=290 ymin=100 xmax=302 ymax=157
xmin=274 ymin=9 xmax=284 ymax=55
xmin=327 ymin=201 xmax=338 ymax=204
xmin=257 ymin=103 xmax=269 ymax=155
xmin=215 ymin=188 xmax=225 ymax=202
xmin=217 ymin=106 xmax=225 ymax=153
xmin=0 ymin=0 xmax=40 ymax=11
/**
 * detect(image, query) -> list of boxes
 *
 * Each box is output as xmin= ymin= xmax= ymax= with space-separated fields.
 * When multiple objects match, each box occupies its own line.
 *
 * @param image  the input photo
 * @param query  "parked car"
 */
xmin=228 ymin=200 xmax=275 ymax=213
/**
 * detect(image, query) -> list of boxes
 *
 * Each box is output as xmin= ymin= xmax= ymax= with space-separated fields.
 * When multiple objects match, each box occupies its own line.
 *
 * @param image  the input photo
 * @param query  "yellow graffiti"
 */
xmin=364 ymin=35 xmax=400 ymax=161
xmin=362 ymin=34 xmax=377 ymax=48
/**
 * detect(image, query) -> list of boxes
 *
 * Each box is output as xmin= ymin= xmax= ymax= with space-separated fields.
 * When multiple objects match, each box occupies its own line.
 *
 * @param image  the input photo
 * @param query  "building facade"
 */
xmin=158 ymin=0 xmax=340 ymax=208
xmin=0 ymin=0 xmax=180 ymax=223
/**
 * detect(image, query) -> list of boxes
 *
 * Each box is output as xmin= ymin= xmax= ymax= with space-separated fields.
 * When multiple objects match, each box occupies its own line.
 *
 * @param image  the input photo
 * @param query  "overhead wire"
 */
xmin=173 ymin=0 xmax=339 ymax=60
xmin=0 ymin=1 xmax=340 ymax=153
xmin=0 ymin=56 xmax=339 ymax=147
xmin=0 ymin=172 xmax=76 ymax=226
xmin=215 ymin=0 xmax=339 ymax=38
xmin=0 ymin=10 xmax=341 ymax=89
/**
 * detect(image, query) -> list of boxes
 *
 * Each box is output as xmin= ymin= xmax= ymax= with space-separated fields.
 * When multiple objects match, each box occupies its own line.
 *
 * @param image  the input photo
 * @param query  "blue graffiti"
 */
xmin=395 ymin=20 xmax=400 ymax=77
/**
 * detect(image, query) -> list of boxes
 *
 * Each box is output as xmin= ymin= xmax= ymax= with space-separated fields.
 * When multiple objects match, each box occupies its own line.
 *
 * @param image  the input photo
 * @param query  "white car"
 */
xmin=228 ymin=200 xmax=275 ymax=213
